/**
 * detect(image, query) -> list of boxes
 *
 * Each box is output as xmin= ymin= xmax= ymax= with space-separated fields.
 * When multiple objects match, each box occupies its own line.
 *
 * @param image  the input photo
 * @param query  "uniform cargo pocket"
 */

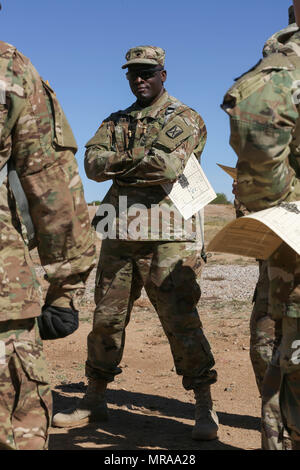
xmin=42 ymin=80 xmax=77 ymax=151
xmin=156 ymin=117 xmax=193 ymax=152
xmin=13 ymin=340 xmax=49 ymax=384
xmin=13 ymin=339 xmax=52 ymax=446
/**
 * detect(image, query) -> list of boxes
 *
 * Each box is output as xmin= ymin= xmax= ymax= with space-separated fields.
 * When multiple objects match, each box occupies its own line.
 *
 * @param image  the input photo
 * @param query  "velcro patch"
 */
xmin=166 ymin=125 xmax=184 ymax=139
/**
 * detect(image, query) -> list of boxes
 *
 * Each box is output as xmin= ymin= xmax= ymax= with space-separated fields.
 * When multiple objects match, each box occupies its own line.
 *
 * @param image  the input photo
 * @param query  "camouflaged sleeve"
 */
xmin=116 ymin=109 xmax=207 ymax=186
xmin=234 ymin=198 xmax=250 ymax=218
xmin=9 ymin=55 xmax=96 ymax=308
xmin=85 ymin=105 xmax=207 ymax=187
xmin=223 ymin=59 xmax=300 ymax=212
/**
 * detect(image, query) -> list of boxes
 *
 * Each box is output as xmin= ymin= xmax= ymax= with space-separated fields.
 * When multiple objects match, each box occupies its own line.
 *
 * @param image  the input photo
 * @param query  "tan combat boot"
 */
xmin=192 ymin=385 xmax=219 ymax=440
xmin=52 ymin=378 xmax=108 ymax=428
xmin=292 ymin=440 xmax=300 ymax=450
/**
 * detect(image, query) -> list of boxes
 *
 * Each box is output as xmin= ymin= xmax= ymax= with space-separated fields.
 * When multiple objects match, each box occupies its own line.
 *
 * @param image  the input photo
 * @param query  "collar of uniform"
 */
xmin=126 ymin=90 xmax=171 ymax=120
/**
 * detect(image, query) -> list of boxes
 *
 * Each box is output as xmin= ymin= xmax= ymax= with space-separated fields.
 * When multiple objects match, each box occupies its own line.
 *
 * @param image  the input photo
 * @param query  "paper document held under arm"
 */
xmin=207 ymin=201 xmax=300 ymax=259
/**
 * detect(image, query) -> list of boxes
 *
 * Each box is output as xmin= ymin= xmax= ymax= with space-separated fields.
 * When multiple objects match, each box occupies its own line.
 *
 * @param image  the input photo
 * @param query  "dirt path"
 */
xmin=45 ymin=296 xmax=261 ymax=451
xmin=43 ymin=205 xmax=262 ymax=451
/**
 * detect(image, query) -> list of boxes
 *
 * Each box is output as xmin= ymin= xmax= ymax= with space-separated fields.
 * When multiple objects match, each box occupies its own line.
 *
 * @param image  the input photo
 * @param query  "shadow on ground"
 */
xmin=49 ymin=384 xmax=260 ymax=451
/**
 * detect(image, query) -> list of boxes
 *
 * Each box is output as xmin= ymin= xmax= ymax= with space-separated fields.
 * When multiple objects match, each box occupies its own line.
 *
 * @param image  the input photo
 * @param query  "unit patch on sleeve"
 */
xmin=166 ymin=125 xmax=184 ymax=139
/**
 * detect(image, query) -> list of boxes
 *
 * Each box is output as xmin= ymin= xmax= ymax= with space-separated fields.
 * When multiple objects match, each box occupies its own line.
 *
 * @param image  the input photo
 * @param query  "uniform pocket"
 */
xmin=235 ymin=73 xmax=269 ymax=103
xmin=94 ymin=267 xmax=117 ymax=305
xmin=12 ymin=339 xmax=51 ymax=448
xmin=156 ymin=116 xmax=193 ymax=152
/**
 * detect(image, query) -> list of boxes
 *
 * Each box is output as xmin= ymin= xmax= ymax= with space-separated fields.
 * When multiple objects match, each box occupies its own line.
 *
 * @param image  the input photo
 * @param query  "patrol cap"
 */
xmin=122 ymin=46 xmax=165 ymax=69
xmin=289 ymin=5 xmax=295 ymax=24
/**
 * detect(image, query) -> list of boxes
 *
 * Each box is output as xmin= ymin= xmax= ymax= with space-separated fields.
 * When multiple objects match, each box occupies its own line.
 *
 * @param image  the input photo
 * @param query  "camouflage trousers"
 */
xmin=0 ymin=318 xmax=52 ymax=450
xmin=250 ymin=261 xmax=274 ymax=392
xmin=86 ymin=239 xmax=217 ymax=390
xmin=267 ymin=243 xmax=300 ymax=449
xmin=268 ymin=243 xmax=300 ymax=320
xmin=259 ymin=323 xmax=289 ymax=450
xmin=277 ymin=317 xmax=300 ymax=447
xmin=250 ymin=259 xmax=295 ymax=450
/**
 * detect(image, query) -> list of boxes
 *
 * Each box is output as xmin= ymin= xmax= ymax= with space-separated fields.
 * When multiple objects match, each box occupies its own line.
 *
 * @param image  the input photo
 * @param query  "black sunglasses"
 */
xmin=126 ymin=68 xmax=163 ymax=81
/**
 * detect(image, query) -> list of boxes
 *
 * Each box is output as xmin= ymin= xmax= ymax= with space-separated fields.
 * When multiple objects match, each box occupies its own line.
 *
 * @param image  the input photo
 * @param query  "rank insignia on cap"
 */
xmin=178 ymin=174 xmax=189 ymax=188
xmin=166 ymin=125 xmax=184 ymax=139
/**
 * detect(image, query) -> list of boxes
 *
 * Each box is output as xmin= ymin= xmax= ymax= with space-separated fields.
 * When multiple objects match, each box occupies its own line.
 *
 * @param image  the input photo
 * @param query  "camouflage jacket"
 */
xmin=0 ymin=41 xmax=95 ymax=321
xmin=85 ymin=91 xmax=207 ymax=241
xmin=222 ymin=25 xmax=300 ymax=212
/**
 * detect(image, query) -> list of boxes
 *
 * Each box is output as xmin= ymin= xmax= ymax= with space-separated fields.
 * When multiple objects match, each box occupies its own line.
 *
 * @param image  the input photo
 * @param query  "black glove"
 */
xmin=37 ymin=305 xmax=79 ymax=340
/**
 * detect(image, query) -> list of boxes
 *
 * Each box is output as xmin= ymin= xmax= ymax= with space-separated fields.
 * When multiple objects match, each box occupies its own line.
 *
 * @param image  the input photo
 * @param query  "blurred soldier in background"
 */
xmin=223 ymin=1 xmax=300 ymax=450
xmin=53 ymin=45 xmax=219 ymax=441
xmin=0 ymin=3 xmax=95 ymax=450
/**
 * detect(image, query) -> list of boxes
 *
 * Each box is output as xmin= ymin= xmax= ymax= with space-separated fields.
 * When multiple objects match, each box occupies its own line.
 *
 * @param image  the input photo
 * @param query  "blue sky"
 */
xmin=1 ymin=0 xmax=293 ymax=203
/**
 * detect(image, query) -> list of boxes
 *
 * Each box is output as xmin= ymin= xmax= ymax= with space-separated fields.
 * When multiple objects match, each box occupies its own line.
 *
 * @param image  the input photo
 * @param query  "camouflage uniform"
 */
xmin=0 ymin=41 xmax=95 ymax=450
xmin=84 ymin=48 xmax=217 ymax=391
xmin=222 ymin=24 xmax=300 ymax=448
xmin=249 ymin=261 xmax=274 ymax=391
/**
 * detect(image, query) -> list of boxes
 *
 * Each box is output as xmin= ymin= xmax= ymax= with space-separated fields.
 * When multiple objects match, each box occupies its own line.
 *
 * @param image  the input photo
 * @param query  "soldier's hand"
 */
xmin=232 ymin=180 xmax=238 ymax=196
xmin=114 ymin=119 xmax=132 ymax=153
xmin=37 ymin=305 xmax=79 ymax=340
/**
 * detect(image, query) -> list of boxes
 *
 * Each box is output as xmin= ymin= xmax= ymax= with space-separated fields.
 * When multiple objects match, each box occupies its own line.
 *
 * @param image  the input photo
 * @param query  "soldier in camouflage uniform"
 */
xmin=222 ymin=1 xmax=300 ymax=449
xmin=230 ymin=8 xmax=298 ymax=452
xmin=53 ymin=46 xmax=218 ymax=441
xmin=0 ymin=8 xmax=96 ymax=449
xmin=233 ymin=189 xmax=275 ymax=395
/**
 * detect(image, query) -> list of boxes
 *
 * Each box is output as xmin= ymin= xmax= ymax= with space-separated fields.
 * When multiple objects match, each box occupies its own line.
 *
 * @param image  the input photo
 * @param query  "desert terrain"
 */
xmin=40 ymin=204 xmax=263 ymax=451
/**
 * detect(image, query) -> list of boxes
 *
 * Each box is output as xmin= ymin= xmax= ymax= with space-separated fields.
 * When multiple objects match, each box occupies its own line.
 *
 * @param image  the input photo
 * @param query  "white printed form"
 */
xmin=162 ymin=154 xmax=217 ymax=220
xmin=249 ymin=202 xmax=300 ymax=255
